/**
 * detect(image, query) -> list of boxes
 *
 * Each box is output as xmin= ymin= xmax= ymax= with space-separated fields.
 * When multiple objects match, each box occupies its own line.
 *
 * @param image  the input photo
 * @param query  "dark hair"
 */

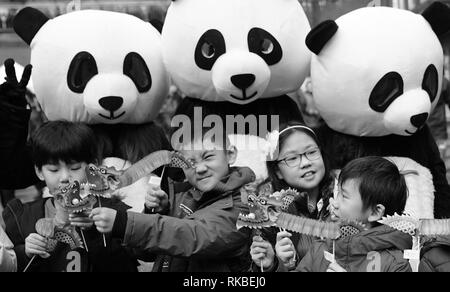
xmin=31 ymin=121 xmax=98 ymax=169
xmin=338 ymin=156 xmax=408 ymax=216
xmin=263 ymin=121 xmax=333 ymax=218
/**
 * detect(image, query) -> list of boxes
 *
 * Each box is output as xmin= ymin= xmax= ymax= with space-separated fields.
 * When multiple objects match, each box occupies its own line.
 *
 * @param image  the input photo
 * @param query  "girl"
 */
xmin=250 ymin=122 xmax=335 ymax=271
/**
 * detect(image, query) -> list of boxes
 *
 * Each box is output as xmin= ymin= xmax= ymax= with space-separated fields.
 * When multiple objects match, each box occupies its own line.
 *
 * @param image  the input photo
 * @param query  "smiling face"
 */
xmin=275 ymin=131 xmax=325 ymax=192
xmin=331 ymin=179 xmax=374 ymax=223
xmin=180 ymin=140 xmax=237 ymax=192
xmin=162 ymin=0 xmax=311 ymax=104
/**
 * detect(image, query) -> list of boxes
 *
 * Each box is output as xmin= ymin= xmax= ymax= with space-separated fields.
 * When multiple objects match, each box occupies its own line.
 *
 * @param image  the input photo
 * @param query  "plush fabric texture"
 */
xmin=162 ymin=0 xmax=311 ymax=104
xmin=14 ymin=8 xmax=169 ymax=124
xmin=387 ymin=157 xmax=435 ymax=219
xmin=309 ymin=6 xmax=445 ymax=137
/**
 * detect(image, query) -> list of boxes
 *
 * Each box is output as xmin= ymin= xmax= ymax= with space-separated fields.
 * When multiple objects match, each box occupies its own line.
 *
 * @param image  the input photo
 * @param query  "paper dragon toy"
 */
xmin=27 ymin=150 xmax=192 ymax=271
xmin=237 ymin=185 xmax=367 ymax=240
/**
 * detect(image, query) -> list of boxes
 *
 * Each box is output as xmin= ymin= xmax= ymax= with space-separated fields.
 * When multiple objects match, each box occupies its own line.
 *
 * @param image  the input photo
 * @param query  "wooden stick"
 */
xmin=150 ymin=166 xmax=166 ymax=213
xmin=23 ymin=255 xmax=36 ymax=272
xmin=80 ymin=229 xmax=89 ymax=252
xmin=98 ymin=198 xmax=107 ymax=247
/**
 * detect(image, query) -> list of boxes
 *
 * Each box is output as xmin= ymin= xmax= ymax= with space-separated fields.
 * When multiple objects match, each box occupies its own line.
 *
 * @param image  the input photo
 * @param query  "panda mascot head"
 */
xmin=162 ymin=0 xmax=311 ymax=179
xmin=306 ymin=2 xmax=450 ymax=219
xmin=162 ymin=0 xmax=311 ymax=105
xmin=13 ymin=7 xmax=169 ymax=125
xmin=306 ymin=3 xmax=450 ymax=137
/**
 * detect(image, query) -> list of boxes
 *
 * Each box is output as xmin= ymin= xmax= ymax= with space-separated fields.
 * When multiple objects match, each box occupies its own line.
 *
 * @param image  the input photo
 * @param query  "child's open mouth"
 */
xmin=301 ymin=171 xmax=316 ymax=178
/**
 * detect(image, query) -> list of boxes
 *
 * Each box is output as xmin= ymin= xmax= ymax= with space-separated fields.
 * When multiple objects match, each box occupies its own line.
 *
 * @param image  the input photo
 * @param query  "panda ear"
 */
xmin=306 ymin=20 xmax=338 ymax=55
xmin=149 ymin=19 xmax=164 ymax=33
xmin=13 ymin=7 xmax=49 ymax=45
xmin=422 ymin=2 xmax=450 ymax=37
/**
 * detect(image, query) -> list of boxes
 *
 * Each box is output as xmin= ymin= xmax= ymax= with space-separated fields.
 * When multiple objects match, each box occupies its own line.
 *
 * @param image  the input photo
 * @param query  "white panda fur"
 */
xmin=14 ymin=8 xmax=169 ymax=125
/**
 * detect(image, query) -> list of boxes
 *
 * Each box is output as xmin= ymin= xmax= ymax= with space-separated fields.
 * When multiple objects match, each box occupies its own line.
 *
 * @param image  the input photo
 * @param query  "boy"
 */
xmin=2 ymin=121 xmax=137 ymax=272
xmin=252 ymin=156 xmax=412 ymax=272
xmin=91 ymin=127 xmax=255 ymax=272
xmin=0 ymin=225 xmax=16 ymax=272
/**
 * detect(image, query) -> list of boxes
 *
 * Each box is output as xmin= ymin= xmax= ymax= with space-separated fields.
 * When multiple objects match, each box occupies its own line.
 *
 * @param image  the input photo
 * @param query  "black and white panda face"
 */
xmin=27 ymin=10 xmax=169 ymax=124
xmin=309 ymin=7 xmax=444 ymax=137
xmin=162 ymin=0 xmax=311 ymax=104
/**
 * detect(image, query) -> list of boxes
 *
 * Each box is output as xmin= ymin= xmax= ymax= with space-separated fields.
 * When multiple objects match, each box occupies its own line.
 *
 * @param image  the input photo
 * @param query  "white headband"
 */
xmin=278 ymin=125 xmax=317 ymax=139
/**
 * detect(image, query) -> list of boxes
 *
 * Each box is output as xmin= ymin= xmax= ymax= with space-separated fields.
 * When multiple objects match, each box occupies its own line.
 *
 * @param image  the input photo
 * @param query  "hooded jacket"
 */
xmin=419 ymin=235 xmax=450 ymax=272
xmin=112 ymin=167 xmax=255 ymax=272
xmin=284 ymin=225 xmax=412 ymax=272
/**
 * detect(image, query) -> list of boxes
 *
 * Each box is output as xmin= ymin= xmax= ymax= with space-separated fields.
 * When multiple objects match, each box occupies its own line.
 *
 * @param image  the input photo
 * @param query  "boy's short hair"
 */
xmin=31 ymin=121 xmax=98 ymax=169
xmin=338 ymin=156 xmax=407 ymax=216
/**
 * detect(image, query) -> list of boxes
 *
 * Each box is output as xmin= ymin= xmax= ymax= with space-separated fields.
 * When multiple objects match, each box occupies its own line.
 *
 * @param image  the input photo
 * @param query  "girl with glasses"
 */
xmin=250 ymin=122 xmax=335 ymax=272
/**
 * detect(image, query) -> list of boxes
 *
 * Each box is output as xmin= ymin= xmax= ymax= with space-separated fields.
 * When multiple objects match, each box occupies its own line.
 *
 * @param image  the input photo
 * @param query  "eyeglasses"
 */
xmin=277 ymin=148 xmax=321 ymax=168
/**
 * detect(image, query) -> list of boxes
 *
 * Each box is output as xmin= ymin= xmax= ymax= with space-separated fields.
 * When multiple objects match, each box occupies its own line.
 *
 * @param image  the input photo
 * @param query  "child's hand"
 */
xmin=69 ymin=212 xmax=94 ymax=230
xmin=25 ymin=233 xmax=50 ymax=259
xmin=327 ymin=261 xmax=347 ymax=272
xmin=275 ymin=231 xmax=296 ymax=267
xmin=145 ymin=184 xmax=169 ymax=213
xmin=90 ymin=207 xmax=117 ymax=234
xmin=250 ymin=236 xmax=275 ymax=270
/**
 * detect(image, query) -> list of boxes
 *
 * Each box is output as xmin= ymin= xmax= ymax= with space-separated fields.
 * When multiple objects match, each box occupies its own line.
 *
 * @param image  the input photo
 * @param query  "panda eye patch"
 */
xmin=123 ymin=52 xmax=152 ymax=93
xmin=369 ymin=72 xmax=404 ymax=113
xmin=248 ymin=28 xmax=282 ymax=66
xmin=67 ymin=51 xmax=98 ymax=94
xmin=422 ymin=64 xmax=438 ymax=103
xmin=195 ymin=29 xmax=226 ymax=71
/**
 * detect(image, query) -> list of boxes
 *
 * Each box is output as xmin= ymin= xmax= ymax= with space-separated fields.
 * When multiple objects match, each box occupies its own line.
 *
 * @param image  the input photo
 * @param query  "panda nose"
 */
xmin=99 ymin=96 xmax=124 ymax=112
xmin=410 ymin=113 xmax=429 ymax=128
xmin=231 ymin=74 xmax=256 ymax=90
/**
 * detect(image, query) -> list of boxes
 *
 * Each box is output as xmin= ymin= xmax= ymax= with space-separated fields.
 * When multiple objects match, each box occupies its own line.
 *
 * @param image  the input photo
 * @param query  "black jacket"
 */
xmin=3 ymin=196 xmax=138 ymax=272
xmin=419 ymin=236 xmax=450 ymax=272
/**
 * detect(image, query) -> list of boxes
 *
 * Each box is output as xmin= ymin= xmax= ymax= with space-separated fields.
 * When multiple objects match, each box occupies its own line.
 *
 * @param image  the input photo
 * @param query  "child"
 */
xmin=2 ymin=121 xmax=138 ymax=272
xmin=253 ymin=156 xmax=412 ymax=272
xmin=0 ymin=225 xmax=16 ymax=272
xmin=90 ymin=126 xmax=255 ymax=272
xmin=419 ymin=235 xmax=450 ymax=272
xmin=251 ymin=122 xmax=334 ymax=270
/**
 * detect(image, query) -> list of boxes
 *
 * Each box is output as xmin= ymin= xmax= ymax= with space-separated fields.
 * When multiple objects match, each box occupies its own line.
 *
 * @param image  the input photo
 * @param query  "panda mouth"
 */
xmin=99 ymin=111 xmax=126 ymax=120
xmin=230 ymin=91 xmax=258 ymax=101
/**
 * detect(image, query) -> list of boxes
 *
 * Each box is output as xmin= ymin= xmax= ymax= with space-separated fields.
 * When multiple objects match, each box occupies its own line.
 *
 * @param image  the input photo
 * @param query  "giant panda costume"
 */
xmin=13 ymin=8 xmax=171 ymax=166
xmin=1 ymin=8 xmax=172 ymax=210
xmin=161 ymin=0 xmax=311 ymax=179
xmin=306 ymin=2 xmax=450 ymax=218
